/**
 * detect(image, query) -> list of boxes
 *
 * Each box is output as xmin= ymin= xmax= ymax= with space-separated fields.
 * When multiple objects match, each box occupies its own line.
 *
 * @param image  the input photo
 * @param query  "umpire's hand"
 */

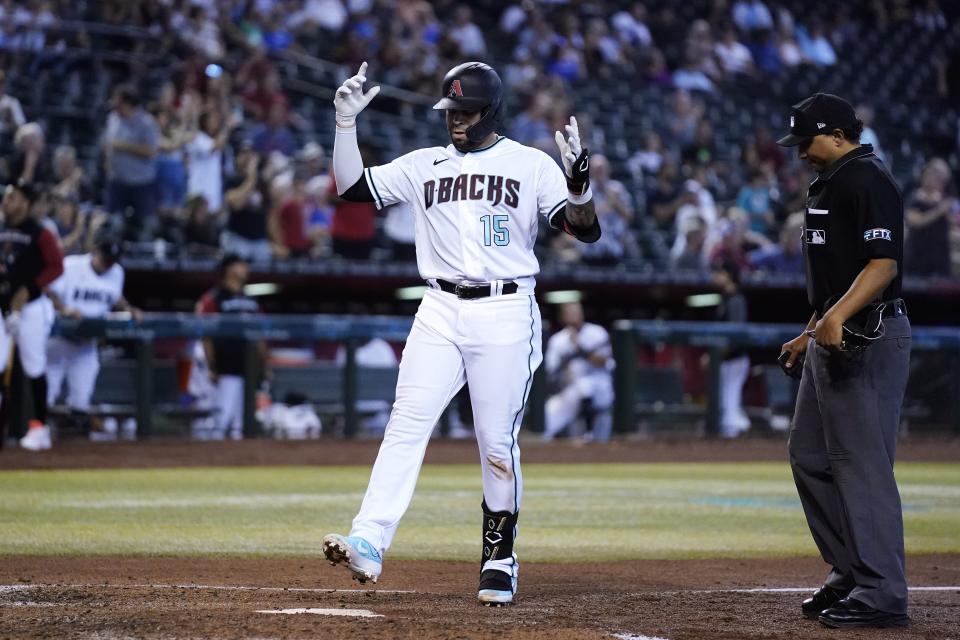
xmin=779 ymin=333 xmax=809 ymax=377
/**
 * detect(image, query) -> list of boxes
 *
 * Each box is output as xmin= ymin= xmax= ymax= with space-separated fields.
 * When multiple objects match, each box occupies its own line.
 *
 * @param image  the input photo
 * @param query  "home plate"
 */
xmin=256 ymin=608 xmax=383 ymax=618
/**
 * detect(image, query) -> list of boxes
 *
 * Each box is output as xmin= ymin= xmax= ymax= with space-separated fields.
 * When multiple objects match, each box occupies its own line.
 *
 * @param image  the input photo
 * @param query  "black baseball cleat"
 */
xmin=818 ymin=597 xmax=910 ymax=629
xmin=801 ymin=585 xmax=849 ymax=619
xmin=477 ymin=569 xmax=514 ymax=606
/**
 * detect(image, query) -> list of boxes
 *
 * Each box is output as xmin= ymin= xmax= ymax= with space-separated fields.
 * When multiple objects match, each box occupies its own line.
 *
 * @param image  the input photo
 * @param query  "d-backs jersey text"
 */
xmin=364 ymin=137 xmax=568 ymax=283
xmin=48 ymin=254 xmax=124 ymax=318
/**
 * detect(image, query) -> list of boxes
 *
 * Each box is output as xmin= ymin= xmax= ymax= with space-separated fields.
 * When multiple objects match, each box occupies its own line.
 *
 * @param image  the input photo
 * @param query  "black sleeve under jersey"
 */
xmin=552 ymin=209 xmax=602 ymax=243
xmin=340 ymin=175 xmax=374 ymax=203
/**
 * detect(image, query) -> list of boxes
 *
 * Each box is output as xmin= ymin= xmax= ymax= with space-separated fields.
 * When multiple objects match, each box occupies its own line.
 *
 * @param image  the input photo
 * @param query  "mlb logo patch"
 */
xmin=864 ymin=228 xmax=892 ymax=242
xmin=806 ymin=229 xmax=826 ymax=245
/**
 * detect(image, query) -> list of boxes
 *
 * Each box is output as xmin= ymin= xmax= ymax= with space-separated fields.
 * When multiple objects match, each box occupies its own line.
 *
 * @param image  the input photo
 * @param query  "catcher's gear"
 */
xmin=554 ymin=116 xmax=590 ymax=196
xmin=432 ymin=62 xmax=503 ymax=146
xmin=334 ymin=61 xmax=381 ymax=127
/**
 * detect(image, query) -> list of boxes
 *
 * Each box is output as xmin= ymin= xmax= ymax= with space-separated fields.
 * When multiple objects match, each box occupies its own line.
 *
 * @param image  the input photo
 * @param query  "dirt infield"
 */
xmin=2 ymin=438 xmax=958 ymax=639
xmin=1 ymin=555 xmax=958 ymax=639
xmin=2 ymin=435 xmax=959 ymax=469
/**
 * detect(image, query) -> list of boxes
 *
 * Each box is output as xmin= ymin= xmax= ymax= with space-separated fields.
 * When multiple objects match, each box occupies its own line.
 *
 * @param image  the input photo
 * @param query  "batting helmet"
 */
xmin=432 ymin=62 xmax=503 ymax=146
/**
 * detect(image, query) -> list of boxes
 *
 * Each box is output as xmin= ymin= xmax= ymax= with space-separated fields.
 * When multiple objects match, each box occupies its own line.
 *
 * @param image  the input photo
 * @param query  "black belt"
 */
xmin=880 ymin=298 xmax=907 ymax=319
xmin=435 ymin=279 xmax=518 ymax=299
xmin=822 ymin=297 xmax=907 ymax=321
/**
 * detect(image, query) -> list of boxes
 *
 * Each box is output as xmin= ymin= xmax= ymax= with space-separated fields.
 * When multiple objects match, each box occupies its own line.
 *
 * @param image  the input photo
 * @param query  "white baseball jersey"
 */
xmin=363 ymin=136 xmax=568 ymax=284
xmin=545 ymin=323 xmax=614 ymax=382
xmin=48 ymin=254 xmax=125 ymax=318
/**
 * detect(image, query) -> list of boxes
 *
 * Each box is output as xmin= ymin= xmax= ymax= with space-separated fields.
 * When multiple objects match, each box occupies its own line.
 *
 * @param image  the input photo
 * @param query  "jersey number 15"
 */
xmin=481 ymin=214 xmax=510 ymax=247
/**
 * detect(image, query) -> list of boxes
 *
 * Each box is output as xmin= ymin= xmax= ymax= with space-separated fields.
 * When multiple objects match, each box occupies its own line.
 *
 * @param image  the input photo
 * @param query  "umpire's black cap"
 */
xmin=777 ymin=93 xmax=859 ymax=147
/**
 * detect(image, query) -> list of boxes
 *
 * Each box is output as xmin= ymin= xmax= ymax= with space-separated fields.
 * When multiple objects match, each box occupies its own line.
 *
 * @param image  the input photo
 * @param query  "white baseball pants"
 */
xmin=350 ymin=288 xmax=542 ymax=555
xmin=0 ymin=296 xmax=55 ymax=378
xmin=46 ymin=337 xmax=100 ymax=411
xmin=720 ymin=355 xmax=751 ymax=438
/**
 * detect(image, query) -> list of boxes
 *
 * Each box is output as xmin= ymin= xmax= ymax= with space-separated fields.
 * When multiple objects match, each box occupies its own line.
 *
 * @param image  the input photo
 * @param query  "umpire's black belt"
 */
xmin=435 ymin=279 xmax=518 ymax=299
xmin=822 ymin=297 xmax=907 ymax=321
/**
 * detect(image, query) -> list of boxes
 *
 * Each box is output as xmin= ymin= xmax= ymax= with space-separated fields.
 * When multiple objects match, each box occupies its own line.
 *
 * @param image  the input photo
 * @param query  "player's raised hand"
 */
xmin=554 ymin=116 xmax=590 ymax=196
xmin=334 ymin=61 xmax=381 ymax=127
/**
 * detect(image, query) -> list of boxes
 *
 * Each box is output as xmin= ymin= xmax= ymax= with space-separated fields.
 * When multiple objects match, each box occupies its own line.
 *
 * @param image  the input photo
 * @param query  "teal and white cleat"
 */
xmin=322 ymin=534 xmax=383 ymax=584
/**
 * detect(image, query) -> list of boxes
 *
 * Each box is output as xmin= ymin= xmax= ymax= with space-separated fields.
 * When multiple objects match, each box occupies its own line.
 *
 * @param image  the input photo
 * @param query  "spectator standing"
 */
xmin=328 ymin=170 xmax=377 ymax=260
xmin=611 ymin=3 xmax=653 ymax=51
xmin=671 ymin=215 xmax=708 ymax=271
xmin=732 ymin=0 xmax=773 ymax=32
xmin=736 ymin=168 xmax=776 ymax=236
xmin=799 ymin=22 xmax=837 ymax=67
xmin=715 ymin=24 xmax=755 ymax=76
xmin=103 ymin=85 xmax=160 ymax=224
xmin=7 ymin=122 xmax=53 ymax=186
xmin=905 ymin=158 xmax=956 ymax=277
xmin=627 ymin=131 xmax=666 ymax=178
xmin=448 ymin=5 xmax=486 ymax=58
xmin=272 ymin=173 xmax=314 ymax=258
xmin=51 ymin=145 xmax=93 ymax=204
xmin=222 ymin=146 xmax=272 ymax=262
xmin=185 ymin=109 xmax=235 ymax=215
xmin=152 ymin=103 xmax=189 ymax=213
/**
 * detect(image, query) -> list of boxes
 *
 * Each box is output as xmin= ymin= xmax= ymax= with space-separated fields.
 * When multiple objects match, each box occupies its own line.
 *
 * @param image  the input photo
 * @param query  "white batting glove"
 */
xmin=334 ymin=61 xmax=381 ymax=128
xmin=554 ymin=116 xmax=590 ymax=196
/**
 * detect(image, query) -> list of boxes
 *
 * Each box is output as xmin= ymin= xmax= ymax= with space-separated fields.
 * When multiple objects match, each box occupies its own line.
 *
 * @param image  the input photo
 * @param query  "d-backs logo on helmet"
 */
xmin=433 ymin=62 xmax=503 ymax=150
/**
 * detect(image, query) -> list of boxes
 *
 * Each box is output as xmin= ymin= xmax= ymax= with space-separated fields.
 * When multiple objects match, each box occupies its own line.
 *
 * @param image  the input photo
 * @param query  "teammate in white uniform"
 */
xmin=45 ymin=236 xmax=141 ymax=435
xmin=542 ymin=302 xmax=614 ymax=442
xmin=322 ymin=62 xmax=600 ymax=606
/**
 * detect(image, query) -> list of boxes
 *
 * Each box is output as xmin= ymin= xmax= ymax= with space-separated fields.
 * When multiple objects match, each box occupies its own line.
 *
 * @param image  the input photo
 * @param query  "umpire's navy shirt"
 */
xmin=802 ymin=144 xmax=903 ymax=315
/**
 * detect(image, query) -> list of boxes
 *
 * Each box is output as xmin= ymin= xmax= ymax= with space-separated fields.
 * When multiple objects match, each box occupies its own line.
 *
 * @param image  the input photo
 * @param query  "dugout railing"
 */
xmin=611 ymin=320 xmax=960 ymax=436
xmin=26 ymin=313 xmax=547 ymax=440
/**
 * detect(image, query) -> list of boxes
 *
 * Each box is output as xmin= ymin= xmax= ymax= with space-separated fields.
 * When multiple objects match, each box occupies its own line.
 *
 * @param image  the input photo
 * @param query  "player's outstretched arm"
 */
xmin=554 ymin=116 xmax=599 ymax=241
xmin=333 ymin=62 xmax=380 ymax=198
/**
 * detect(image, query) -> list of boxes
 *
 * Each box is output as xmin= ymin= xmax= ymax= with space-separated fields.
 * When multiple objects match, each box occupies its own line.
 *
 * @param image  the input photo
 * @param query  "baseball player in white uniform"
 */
xmin=45 ymin=236 xmax=141 ymax=434
xmin=322 ymin=61 xmax=600 ymax=606
xmin=542 ymin=302 xmax=614 ymax=442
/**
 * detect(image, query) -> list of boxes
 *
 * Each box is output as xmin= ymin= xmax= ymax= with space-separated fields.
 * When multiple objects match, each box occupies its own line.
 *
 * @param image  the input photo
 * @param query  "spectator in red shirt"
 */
xmin=272 ymin=172 xmax=314 ymax=258
xmin=328 ymin=171 xmax=377 ymax=260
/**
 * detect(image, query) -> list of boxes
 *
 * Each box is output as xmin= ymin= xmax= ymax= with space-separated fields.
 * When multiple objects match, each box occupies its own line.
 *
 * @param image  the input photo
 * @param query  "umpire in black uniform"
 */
xmin=777 ymin=93 xmax=911 ymax=629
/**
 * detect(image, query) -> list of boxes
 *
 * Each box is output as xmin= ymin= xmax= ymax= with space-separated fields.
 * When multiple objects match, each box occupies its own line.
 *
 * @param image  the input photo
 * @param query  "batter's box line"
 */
xmin=0 ymin=583 xmax=424 ymax=595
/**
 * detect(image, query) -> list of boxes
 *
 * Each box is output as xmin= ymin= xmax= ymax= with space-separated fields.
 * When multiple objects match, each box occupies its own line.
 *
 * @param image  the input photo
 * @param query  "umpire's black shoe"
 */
xmin=801 ymin=585 xmax=849 ymax=619
xmin=818 ymin=597 xmax=910 ymax=629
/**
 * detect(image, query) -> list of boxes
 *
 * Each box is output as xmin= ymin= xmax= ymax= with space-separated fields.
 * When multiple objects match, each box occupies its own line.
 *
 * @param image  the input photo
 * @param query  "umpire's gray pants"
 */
xmin=788 ymin=315 xmax=911 ymax=615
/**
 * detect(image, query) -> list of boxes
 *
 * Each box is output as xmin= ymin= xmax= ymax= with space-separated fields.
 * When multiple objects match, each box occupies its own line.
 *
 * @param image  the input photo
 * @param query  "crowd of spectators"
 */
xmin=0 ymin=0 xmax=957 ymax=279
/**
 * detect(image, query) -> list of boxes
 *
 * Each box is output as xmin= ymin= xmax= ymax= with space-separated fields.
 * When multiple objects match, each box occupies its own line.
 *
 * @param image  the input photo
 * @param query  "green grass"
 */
xmin=0 ymin=463 xmax=957 ymax=560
